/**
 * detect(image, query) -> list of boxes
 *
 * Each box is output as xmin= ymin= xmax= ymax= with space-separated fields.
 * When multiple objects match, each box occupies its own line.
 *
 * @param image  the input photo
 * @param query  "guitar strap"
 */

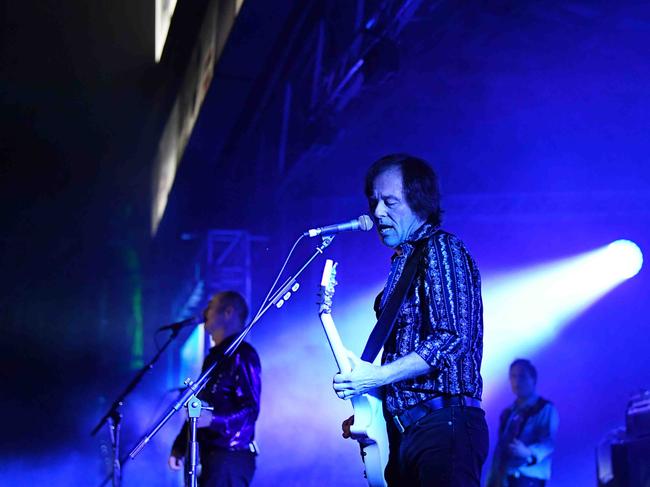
xmin=361 ymin=238 xmax=428 ymax=363
xmin=508 ymin=397 xmax=550 ymax=440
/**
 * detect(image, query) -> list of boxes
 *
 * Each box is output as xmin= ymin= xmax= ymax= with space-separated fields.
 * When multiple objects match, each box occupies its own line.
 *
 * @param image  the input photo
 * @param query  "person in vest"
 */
xmin=487 ymin=358 xmax=559 ymax=487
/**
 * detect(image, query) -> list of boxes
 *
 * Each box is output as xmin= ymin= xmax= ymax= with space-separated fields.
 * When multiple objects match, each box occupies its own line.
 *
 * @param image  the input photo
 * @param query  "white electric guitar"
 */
xmin=318 ymin=259 xmax=389 ymax=487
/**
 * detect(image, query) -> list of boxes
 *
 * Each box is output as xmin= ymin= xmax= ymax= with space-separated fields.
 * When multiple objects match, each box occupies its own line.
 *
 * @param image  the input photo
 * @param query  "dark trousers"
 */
xmin=385 ymin=406 xmax=488 ymax=487
xmin=199 ymin=448 xmax=256 ymax=487
xmin=506 ymin=475 xmax=546 ymax=487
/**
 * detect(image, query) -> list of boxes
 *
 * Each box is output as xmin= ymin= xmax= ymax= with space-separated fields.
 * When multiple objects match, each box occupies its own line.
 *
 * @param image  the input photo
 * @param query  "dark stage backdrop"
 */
xmin=3 ymin=2 xmax=649 ymax=487
xmin=152 ymin=3 xmax=650 ymax=483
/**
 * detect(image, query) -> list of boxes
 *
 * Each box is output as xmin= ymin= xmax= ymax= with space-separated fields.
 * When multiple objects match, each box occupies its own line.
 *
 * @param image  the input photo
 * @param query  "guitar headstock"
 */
xmin=318 ymin=259 xmax=338 ymax=314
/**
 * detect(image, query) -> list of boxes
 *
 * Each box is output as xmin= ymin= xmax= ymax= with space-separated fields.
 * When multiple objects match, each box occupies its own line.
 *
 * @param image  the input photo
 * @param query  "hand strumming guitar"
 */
xmin=333 ymin=351 xmax=385 ymax=399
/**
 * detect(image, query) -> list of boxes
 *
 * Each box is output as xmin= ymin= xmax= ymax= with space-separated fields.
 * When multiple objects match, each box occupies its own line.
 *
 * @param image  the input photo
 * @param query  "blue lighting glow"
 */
xmin=178 ymin=324 xmax=205 ymax=387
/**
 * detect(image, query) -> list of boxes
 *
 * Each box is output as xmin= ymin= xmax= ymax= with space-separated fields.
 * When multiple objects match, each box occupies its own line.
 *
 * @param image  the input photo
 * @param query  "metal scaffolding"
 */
xmin=173 ymin=230 xmax=267 ymax=320
xmin=170 ymin=229 xmax=266 ymax=388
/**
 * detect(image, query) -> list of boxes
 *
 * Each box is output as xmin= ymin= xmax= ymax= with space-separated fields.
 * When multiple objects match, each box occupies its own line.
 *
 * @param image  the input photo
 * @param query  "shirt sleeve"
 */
xmin=527 ymin=403 xmax=559 ymax=462
xmin=205 ymin=345 xmax=261 ymax=436
xmin=170 ymin=345 xmax=261 ymax=456
xmin=414 ymin=233 xmax=483 ymax=372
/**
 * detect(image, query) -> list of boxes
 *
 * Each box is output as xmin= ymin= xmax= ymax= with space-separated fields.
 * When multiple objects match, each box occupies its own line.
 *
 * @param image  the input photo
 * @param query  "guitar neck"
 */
xmin=319 ymin=312 xmax=352 ymax=374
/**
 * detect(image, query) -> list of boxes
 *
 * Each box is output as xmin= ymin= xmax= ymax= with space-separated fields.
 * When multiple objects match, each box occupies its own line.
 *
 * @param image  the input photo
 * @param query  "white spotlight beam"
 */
xmin=317 ymin=241 xmax=642 ymax=400
xmin=482 ymin=239 xmax=643 ymax=394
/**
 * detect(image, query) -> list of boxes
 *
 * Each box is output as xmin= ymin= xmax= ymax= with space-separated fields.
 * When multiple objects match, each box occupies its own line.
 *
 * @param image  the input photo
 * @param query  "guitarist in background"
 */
xmin=334 ymin=154 xmax=488 ymax=486
xmin=486 ymin=359 xmax=559 ymax=487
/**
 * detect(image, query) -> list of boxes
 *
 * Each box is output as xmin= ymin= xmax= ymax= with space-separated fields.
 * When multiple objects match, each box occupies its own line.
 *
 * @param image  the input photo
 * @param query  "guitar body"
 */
xmin=318 ymin=260 xmax=389 ymax=487
xmin=350 ymin=392 xmax=389 ymax=487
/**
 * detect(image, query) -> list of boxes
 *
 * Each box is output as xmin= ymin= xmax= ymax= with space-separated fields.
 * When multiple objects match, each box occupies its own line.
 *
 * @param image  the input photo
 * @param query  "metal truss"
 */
xmin=173 ymin=230 xmax=266 ymax=321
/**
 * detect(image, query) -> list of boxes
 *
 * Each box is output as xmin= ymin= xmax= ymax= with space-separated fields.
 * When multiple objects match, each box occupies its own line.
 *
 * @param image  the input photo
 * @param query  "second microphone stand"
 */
xmin=91 ymin=325 xmax=187 ymax=487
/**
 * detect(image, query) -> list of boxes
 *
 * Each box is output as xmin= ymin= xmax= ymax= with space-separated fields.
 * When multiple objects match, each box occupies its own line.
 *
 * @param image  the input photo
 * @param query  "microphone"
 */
xmin=304 ymin=215 xmax=374 ymax=238
xmin=157 ymin=316 xmax=202 ymax=332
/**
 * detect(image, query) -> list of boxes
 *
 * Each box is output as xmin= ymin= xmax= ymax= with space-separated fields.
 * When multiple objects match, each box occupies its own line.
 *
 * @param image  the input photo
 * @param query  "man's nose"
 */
xmin=374 ymin=201 xmax=387 ymax=218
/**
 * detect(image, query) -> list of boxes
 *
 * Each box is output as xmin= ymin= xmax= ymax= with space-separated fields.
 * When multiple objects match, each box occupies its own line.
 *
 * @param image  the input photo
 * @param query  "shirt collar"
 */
xmin=392 ymin=222 xmax=438 ymax=259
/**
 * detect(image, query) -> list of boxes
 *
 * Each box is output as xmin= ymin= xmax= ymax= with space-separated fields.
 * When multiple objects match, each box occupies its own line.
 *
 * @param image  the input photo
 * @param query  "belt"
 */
xmin=392 ymin=395 xmax=481 ymax=433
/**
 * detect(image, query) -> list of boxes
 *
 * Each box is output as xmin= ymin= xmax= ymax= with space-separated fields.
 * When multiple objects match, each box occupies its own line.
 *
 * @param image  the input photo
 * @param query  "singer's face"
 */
xmin=204 ymin=295 xmax=230 ymax=344
xmin=368 ymin=166 xmax=424 ymax=248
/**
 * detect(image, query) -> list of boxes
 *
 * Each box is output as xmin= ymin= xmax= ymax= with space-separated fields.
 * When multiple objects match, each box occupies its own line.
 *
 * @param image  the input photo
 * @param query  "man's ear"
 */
xmin=223 ymin=305 xmax=235 ymax=320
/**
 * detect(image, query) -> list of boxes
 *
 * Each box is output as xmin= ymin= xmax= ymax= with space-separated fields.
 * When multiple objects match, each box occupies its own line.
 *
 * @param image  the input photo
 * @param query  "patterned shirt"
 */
xmin=378 ymin=223 xmax=484 ymax=415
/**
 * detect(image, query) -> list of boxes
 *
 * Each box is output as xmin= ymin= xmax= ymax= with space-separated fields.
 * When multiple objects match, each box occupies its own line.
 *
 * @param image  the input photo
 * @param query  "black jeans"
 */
xmin=385 ymin=406 xmax=488 ymax=487
xmin=199 ymin=448 xmax=256 ymax=487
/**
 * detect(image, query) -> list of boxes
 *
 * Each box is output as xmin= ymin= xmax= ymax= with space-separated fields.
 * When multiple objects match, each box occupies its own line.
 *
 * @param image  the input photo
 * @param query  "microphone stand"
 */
xmin=91 ymin=323 xmax=189 ymax=487
xmin=128 ymin=236 xmax=336 ymax=487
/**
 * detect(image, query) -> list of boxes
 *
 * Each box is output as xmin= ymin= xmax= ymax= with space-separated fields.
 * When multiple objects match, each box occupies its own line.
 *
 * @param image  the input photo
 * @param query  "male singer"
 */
xmin=334 ymin=154 xmax=488 ymax=486
xmin=168 ymin=291 xmax=261 ymax=487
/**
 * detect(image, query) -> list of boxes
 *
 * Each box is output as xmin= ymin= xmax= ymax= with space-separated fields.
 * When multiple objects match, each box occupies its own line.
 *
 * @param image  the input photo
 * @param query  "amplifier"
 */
xmin=597 ymin=431 xmax=650 ymax=487
xmin=627 ymin=391 xmax=650 ymax=438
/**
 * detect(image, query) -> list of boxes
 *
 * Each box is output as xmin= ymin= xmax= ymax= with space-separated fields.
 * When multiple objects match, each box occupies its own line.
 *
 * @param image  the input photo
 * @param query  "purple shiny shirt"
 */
xmin=172 ymin=336 xmax=261 ymax=454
